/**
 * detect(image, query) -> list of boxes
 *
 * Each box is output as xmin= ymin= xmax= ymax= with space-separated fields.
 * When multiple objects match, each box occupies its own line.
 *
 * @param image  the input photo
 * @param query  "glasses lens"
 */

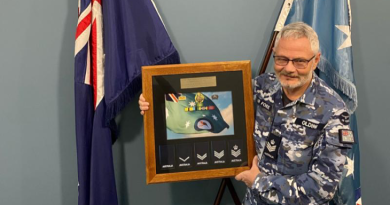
xmin=274 ymin=57 xmax=288 ymax=66
xmin=293 ymin=59 xmax=307 ymax=69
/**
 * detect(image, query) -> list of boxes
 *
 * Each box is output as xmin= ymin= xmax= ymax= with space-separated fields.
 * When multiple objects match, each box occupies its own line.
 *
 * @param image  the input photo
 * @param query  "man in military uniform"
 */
xmin=234 ymin=22 xmax=353 ymax=204
xmin=138 ymin=22 xmax=353 ymax=204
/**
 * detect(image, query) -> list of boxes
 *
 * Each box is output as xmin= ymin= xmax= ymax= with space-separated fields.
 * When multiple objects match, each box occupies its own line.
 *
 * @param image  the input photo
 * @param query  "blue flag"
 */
xmin=74 ymin=0 xmax=179 ymax=204
xmin=102 ymin=0 xmax=180 ymax=123
xmin=284 ymin=0 xmax=361 ymax=204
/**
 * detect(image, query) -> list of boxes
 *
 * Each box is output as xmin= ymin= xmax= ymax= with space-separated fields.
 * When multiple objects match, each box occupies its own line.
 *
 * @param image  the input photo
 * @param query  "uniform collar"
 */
xmin=297 ymin=73 xmax=317 ymax=107
xmin=275 ymin=72 xmax=318 ymax=108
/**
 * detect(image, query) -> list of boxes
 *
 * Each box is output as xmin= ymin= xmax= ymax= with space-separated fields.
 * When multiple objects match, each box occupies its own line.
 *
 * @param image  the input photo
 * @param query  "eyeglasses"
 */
xmin=273 ymin=55 xmax=315 ymax=69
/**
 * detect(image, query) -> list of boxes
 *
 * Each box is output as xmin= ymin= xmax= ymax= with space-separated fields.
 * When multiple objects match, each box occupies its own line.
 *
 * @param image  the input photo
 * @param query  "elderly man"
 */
xmin=139 ymin=22 xmax=353 ymax=205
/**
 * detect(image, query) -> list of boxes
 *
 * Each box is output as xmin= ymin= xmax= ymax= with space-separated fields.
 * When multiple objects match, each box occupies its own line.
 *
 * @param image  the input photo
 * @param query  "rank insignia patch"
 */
xmin=339 ymin=129 xmax=355 ymax=144
xmin=263 ymin=133 xmax=281 ymax=160
xmin=229 ymin=140 xmax=243 ymax=163
xmin=159 ymin=145 xmax=175 ymax=169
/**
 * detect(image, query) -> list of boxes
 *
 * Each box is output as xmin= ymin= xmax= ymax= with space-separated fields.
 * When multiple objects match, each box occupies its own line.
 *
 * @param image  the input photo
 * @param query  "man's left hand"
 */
xmin=235 ymin=156 xmax=260 ymax=188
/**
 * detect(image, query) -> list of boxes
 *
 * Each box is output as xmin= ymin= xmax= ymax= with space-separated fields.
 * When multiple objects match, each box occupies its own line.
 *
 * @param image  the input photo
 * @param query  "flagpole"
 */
xmin=258 ymin=32 xmax=278 ymax=75
xmin=258 ymin=0 xmax=294 ymax=75
xmin=213 ymin=178 xmax=240 ymax=205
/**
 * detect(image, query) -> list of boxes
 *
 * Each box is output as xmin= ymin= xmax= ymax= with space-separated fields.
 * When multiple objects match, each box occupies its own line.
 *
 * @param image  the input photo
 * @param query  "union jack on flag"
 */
xmin=74 ymin=0 xmax=180 ymax=204
xmin=74 ymin=0 xmax=118 ymax=204
xmin=75 ymin=0 xmax=104 ymax=108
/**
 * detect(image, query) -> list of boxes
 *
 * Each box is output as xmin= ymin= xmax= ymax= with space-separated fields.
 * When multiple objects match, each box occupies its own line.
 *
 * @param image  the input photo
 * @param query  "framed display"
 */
xmin=142 ymin=61 xmax=255 ymax=184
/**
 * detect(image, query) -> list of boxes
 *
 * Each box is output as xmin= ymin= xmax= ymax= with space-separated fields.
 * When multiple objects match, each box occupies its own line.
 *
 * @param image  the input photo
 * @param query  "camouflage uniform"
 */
xmin=244 ymin=73 xmax=353 ymax=205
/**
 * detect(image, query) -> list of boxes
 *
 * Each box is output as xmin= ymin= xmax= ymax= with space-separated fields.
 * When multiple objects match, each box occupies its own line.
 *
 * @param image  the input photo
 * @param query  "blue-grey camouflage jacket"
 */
xmin=244 ymin=73 xmax=353 ymax=205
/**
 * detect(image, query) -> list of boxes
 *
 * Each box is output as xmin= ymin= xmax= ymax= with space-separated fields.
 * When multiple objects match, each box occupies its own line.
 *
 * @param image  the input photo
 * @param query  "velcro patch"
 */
xmin=339 ymin=129 xmax=355 ymax=144
xmin=295 ymin=118 xmax=325 ymax=130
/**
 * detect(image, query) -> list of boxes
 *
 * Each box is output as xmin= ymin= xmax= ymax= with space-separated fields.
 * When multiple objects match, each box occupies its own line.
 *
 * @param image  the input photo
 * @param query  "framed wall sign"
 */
xmin=142 ymin=61 xmax=255 ymax=184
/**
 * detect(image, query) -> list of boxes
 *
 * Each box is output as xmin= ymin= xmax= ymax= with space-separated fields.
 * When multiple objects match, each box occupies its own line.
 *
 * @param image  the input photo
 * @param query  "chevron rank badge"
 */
xmin=263 ymin=133 xmax=282 ymax=160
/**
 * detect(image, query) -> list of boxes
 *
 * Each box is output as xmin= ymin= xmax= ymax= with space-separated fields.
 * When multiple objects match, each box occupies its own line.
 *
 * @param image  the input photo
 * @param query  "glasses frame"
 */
xmin=273 ymin=55 xmax=316 ymax=69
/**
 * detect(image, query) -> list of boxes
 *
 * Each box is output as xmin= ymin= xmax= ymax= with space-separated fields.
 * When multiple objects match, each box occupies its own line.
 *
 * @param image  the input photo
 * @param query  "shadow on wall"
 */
xmin=58 ymin=0 xmax=79 ymax=204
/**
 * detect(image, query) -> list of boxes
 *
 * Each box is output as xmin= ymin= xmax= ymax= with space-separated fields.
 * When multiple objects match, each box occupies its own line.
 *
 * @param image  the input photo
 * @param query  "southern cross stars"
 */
xmin=345 ymin=156 xmax=354 ymax=177
xmin=335 ymin=25 xmax=352 ymax=50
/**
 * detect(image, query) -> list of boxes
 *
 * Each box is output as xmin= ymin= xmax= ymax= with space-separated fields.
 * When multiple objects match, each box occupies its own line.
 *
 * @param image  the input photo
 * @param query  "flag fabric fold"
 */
xmin=285 ymin=0 xmax=357 ymax=114
xmin=74 ymin=0 xmax=180 ymax=204
xmin=75 ymin=0 xmax=118 ymax=204
xmin=102 ymin=0 xmax=180 ymax=125
xmin=284 ymin=0 xmax=361 ymax=204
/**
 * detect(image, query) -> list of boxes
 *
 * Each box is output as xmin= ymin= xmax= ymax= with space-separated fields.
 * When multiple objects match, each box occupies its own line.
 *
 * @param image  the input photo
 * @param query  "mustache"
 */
xmin=279 ymin=71 xmax=299 ymax=78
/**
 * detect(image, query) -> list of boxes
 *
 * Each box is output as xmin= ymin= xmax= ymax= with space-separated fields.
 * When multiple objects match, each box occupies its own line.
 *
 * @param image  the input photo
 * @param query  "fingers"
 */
xmin=235 ymin=172 xmax=243 ymax=181
xmin=235 ymin=170 xmax=248 ymax=182
xmin=251 ymin=156 xmax=260 ymax=172
xmin=236 ymin=158 xmax=260 ymax=188
xmin=252 ymin=155 xmax=258 ymax=167
xmin=235 ymin=171 xmax=251 ymax=187
xmin=139 ymin=104 xmax=149 ymax=110
xmin=138 ymin=93 xmax=150 ymax=115
xmin=140 ymin=94 xmax=145 ymax=101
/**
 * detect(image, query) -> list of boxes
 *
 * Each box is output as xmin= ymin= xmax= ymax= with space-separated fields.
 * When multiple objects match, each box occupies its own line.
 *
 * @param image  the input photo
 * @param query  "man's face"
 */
xmin=273 ymin=37 xmax=320 ymax=91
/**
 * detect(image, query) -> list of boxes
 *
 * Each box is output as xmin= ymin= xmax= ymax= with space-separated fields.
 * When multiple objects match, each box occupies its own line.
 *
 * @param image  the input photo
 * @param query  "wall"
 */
xmin=351 ymin=0 xmax=390 ymax=201
xmin=0 ymin=0 xmax=389 ymax=204
xmin=0 ymin=0 xmax=77 ymax=204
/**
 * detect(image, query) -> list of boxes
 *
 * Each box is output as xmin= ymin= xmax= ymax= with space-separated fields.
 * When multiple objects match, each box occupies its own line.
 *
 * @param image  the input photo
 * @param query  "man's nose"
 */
xmin=284 ymin=60 xmax=296 ymax=72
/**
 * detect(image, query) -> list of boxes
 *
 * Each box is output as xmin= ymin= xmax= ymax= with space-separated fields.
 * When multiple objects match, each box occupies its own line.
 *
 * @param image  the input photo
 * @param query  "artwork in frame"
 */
xmin=142 ymin=61 xmax=255 ymax=184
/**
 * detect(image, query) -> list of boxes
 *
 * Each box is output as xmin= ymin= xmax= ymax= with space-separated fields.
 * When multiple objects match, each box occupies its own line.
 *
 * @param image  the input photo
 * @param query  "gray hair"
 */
xmin=274 ymin=22 xmax=320 ymax=54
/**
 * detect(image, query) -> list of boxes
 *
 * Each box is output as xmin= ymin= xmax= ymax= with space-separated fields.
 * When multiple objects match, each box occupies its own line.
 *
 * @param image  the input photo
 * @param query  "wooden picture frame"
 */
xmin=142 ymin=61 xmax=255 ymax=184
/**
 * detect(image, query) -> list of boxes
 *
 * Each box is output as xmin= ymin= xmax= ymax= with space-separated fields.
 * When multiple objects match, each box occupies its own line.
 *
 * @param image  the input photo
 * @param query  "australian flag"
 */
xmin=74 ymin=0 xmax=180 ymax=204
xmin=283 ymin=0 xmax=361 ymax=204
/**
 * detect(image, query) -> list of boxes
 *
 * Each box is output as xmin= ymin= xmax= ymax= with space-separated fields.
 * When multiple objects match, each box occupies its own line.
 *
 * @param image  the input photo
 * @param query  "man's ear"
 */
xmin=312 ymin=52 xmax=321 ymax=71
xmin=315 ymin=52 xmax=321 ymax=63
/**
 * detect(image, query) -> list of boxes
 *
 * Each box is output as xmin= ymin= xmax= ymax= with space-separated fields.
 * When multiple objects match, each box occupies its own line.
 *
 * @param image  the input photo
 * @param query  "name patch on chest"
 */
xmin=295 ymin=118 xmax=325 ymax=130
xmin=259 ymin=100 xmax=272 ymax=111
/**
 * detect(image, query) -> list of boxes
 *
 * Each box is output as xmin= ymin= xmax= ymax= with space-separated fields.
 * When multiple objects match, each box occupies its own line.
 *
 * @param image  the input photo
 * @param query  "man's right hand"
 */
xmin=138 ymin=93 xmax=150 ymax=115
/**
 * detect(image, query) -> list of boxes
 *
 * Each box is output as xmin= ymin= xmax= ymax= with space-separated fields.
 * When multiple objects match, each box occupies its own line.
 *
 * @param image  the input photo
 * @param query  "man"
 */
xmin=139 ymin=22 xmax=353 ymax=204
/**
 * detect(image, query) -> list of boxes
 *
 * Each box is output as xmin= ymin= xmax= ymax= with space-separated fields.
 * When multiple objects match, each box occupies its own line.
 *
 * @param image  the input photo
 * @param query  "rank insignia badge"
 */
xmin=229 ymin=140 xmax=243 ymax=163
xmin=339 ymin=129 xmax=355 ymax=144
xmin=263 ymin=133 xmax=281 ymax=160
xmin=212 ymin=141 xmax=226 ymax=164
